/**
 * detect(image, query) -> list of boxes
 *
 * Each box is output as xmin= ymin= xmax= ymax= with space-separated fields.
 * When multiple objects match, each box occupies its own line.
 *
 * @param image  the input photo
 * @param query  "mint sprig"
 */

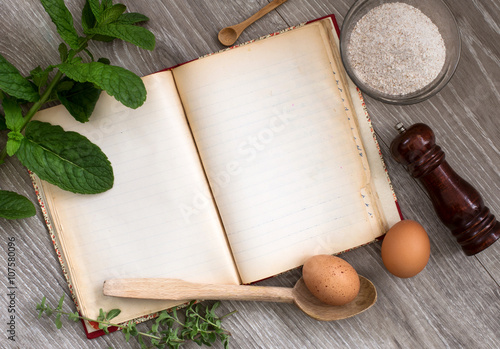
xmin=0 ymin=0 xmax=155 ymax=220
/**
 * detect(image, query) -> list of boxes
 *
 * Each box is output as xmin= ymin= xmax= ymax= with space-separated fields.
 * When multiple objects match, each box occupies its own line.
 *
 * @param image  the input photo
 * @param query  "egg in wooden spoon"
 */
xmin=302 ymin=255 xmax=361 ymax=306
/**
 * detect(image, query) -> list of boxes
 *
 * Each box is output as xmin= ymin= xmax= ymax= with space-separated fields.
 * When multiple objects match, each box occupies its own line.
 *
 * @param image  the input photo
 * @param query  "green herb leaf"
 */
xmin=81 ymin=0 xmax=96 ymax=32
xmin=69 ymin=56 xmax=83 ymax=65
xmin=57 ymin=295 xmax=65 ymax=310
xmin=116 ymin=12 xmax=150 ymax=25
xmin=97 ymin=308 xmax=106 ymax=322
xmin=92 ymin=34 xmax=116 ymax=43
xmin=2 ymin=97 xmax=24 ymax=132
xmin=7 ymin=131 xmax=23 ymax=156
xmin=45 ymin=306 xmax=54 ymax=317
xmin=101 ymin=0 xmax=113 ymax=10
xmin=16 ymin=121 xmax=114 ymax=194
xmin=0 ymin=53 xmax=39 ymax=102
xmin=105 ymin=309 xmax=121 ymax=321
xmin=36 ymin=297 xmax=47 ymax=318
xmin=87 ymin=0 xmax=103 ymax=22
xmin=57 ymin=62 xmax=146 ymax=109
xmin=100 ymin=4 xmax=127 ymax=26
xmin=128 ymin=322 xmax=139 ymax=337
xmin=57 ymin=78 xmax=101 ymax=122
xmin=40 ymin=0 xmax=80 ymax=50
xmin=0 ymin=190 xmax=36 ymax=219
xmin=58 ymin=43 xmax=69 ymax=62
xmin=99 ymin=321 xmax=110 ymax=334
xmin=29 ymin=66 xmax=49 ymax=91
xmin=55 ymin=313 xmax=63 ymax=329
xmin=123 ymin=325 xmax=131 ymax=342
xmin=35 ymin=294 xmax=233 ymax=348
xmin=86 ymin=23 xmax=155 ymax=51
xmin=56 ymin=80 xmax=75 ymax=92
xmin=68 ymin=311 xmax=80 ymax=322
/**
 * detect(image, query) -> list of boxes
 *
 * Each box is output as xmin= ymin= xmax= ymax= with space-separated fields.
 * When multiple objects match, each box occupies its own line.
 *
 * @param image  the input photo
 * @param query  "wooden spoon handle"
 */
xmin=235 ymin=0 xmax=289 ymax=34
xmin=103 ymin=278 xmax=294 ymax=303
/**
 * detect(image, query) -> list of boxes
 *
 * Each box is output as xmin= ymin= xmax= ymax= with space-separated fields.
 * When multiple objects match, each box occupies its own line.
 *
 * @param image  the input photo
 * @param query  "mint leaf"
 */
xmin=91 ymin=34 xmax=115 ymax=43
xmin=57 ymin=62 xmax=146 ymax=109
xmin=7 ymin=131 xmax=24 ymax=156
xmin=87 ymin=0 xmax=103 ymax=22
xmin=57 ymin=78 xmax=102 ymax=122
xmin=101 ymin=0 xmax=113 ymax=10
xmin=86 ymin=23 xmax=155 ymax=51
xmin=0 ymin=53 xmax=39 ymax=102
xmin=16 ymin=121 xmax=114 ymax=194
xmin=116 ymin=12 xmax=150 ymax=25
xmin=29 ymin=66 xmax=50 ymax=91
xmin=58 ymin=43 xmax=69 ymax=62
xmin=2 ymin=97 xmax=24 ymax=131
xmin=40 ymin=0 xmax=80 ymax=50
xmin=81 ymin=0 xmax=96 ymax=32
xmin=100 ymin=4 xmax=127 ymax=26
xmin=29 ymin=66 xmax=55 ymax=93
xmin=56 ymin=80 xmax=75 ymax=92
xmin=0 ymin=190 xmax=36 ymax=219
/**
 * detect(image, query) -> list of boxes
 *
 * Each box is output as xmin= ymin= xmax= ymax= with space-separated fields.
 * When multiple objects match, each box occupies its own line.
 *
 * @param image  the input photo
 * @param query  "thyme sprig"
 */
xmin=37 ymin=295 xmax=235 ymax=348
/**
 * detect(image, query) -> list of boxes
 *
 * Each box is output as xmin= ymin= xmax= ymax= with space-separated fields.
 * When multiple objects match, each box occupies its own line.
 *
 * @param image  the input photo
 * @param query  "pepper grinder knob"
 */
xmin=390 ymin=123 xmax=500 ymax=255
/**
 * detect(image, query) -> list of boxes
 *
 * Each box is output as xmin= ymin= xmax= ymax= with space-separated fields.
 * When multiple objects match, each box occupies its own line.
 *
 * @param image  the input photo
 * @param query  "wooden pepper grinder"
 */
xmin=390 ymin=122 xmax=500 ymax=255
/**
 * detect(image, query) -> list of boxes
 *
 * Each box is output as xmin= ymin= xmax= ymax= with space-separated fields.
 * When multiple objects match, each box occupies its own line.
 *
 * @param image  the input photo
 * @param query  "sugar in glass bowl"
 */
xmin=340 ymin=0 xmax=461 ymax=104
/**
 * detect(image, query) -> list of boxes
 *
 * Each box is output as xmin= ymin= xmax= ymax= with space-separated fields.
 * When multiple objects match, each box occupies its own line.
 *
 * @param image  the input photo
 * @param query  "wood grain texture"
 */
xmin=0 ymin=0 xmax=499 ymax=348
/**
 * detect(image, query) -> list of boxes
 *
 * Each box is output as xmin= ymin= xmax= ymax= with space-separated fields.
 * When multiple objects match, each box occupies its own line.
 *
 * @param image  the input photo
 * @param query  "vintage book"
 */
xmin=32 ymin=15 xmax=401 ymax=335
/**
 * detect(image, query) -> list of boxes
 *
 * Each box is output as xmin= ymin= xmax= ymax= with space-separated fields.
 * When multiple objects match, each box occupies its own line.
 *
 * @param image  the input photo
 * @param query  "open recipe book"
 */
xmin=33 ymin=16 xmax=400 ymax=334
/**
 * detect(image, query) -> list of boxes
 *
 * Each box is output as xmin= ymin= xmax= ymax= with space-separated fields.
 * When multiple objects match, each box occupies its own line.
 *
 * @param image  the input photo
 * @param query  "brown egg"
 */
xmin=381 ymin=220 xmax=430 ymax=278
xmin=302 ymin=255 xmax=360 ymax=306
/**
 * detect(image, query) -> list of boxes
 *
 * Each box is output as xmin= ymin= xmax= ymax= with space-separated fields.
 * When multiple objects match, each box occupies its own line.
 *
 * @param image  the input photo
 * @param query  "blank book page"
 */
xmin=34 ymin=71 xmax=239 ymax=323
xmin=173 ymin=23 xmax=379 ymax=283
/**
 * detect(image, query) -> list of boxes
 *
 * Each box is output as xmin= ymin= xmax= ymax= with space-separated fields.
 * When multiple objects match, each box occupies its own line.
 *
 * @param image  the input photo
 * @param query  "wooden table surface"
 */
xmin=1 ymin=0 xmax=499 ymax=348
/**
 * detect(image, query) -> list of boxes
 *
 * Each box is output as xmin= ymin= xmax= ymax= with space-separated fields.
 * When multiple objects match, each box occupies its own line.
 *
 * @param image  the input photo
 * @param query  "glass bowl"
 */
xmin=340 ymin=0 xmax=461 ymax=104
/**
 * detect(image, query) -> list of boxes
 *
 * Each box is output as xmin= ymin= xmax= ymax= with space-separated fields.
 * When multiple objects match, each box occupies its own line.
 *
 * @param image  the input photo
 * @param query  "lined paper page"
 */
xmin=173 ymin=22 xmax=380 ymax=283
xmin=35 ymin=71 xmax=239 ymax=323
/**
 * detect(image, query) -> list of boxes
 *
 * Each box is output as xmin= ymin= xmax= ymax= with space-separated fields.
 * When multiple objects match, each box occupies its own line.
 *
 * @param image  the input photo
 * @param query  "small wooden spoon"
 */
xmin=103 ymin=276 xmax=376 ymax=321
xmin=218 ymin=0 xmax=289 ymax=46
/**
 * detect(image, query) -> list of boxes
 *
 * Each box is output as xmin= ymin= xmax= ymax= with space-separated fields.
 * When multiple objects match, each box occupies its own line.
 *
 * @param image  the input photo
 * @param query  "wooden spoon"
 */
xmin=218 ymin=0 xmax=289 ymax=46
xmin=103 ymin=275 xmax=376 ymax=321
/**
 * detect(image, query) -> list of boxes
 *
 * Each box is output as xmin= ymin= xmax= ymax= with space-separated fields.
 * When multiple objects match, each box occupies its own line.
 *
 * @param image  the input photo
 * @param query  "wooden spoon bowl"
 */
xmin=218 ymin=0 xmax=289 ymax=46
xmin=293 ymin=276 xmax=377 ymax=321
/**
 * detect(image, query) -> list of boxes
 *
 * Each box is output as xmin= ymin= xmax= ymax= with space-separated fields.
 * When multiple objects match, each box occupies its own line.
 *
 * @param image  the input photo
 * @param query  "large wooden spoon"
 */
xmin=103 ymin=276 xmax=376 ymax=321
xmin=218 ymin=0 xmax=289 ymax=46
